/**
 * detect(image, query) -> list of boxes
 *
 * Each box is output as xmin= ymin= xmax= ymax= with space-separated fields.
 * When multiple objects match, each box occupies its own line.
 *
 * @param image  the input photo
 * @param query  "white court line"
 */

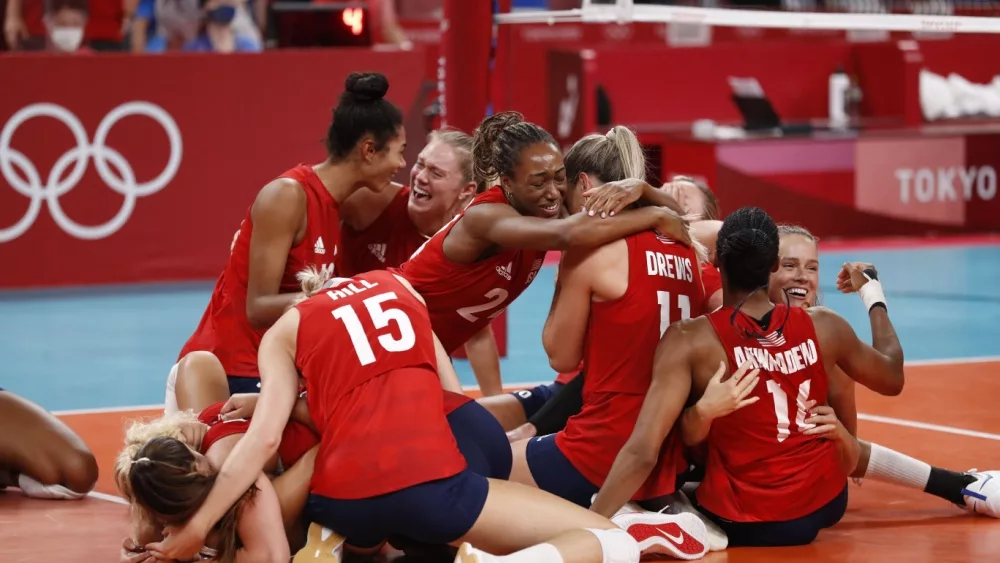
xmin=53 ymin=404 xmax=165 ymax=416
xmin=858 ymin=413 xmax=1000 ymax=442
xmin=903 ymin=355 xmax=1000 ymax=367
xmin=87 ymin=490 xmax=129 ymax=505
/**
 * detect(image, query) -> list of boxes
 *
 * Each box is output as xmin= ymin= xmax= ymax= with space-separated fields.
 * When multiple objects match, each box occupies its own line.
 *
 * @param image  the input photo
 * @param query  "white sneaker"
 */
xmin=659 ymin=490 xmax=728 ymax=552
xmin=612 ymin=510 xmax=709 ymax=560
xmin=963 ymin=470 xmax=1000 ymax=518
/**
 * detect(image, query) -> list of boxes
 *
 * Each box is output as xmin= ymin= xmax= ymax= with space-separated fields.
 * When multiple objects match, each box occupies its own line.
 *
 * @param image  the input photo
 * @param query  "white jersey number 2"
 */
xmin=457 ymin=288 xmax=509 ymax=322
xmin=332 ymin=292 xmax=416 ymax=366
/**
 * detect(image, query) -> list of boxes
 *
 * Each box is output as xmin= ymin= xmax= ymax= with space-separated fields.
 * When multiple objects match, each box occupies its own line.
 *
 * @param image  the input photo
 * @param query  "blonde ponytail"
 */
xmin=605 ymin=126 xmax=646 ymax=182
xmin=296 ymin=266 xmax=334 ymax=299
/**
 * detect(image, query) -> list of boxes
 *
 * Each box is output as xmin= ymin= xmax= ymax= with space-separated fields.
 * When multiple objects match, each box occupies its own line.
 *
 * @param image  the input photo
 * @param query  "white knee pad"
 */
xmin=18 ymin=474 xmax=88 ymax=500
xmin=164 ymin=362 xmax=179 ymax=414
xmin=586 ymin=528 xmax=641 ymax=563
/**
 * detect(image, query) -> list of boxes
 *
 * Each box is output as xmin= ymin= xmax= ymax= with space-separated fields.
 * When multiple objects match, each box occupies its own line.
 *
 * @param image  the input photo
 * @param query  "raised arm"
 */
xmin=233 ymin=475 xmax=292 ymax=563
xmin=245 ymin=180 xmax=308 ymax=329
xmin=811 ymin=306 xmax=904 ymax=396
xmin=589 ymin=321 xmax=696 ymax=518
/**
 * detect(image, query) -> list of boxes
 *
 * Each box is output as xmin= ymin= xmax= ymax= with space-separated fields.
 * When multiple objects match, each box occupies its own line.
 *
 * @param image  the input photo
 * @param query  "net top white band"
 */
xmin=495 ymin=5 xmax=1000 ymax=35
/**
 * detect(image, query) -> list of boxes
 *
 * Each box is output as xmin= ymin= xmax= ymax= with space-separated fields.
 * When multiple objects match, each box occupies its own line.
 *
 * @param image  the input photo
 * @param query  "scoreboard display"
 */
xmin=272 ymin=1 xmax=374 ymax=48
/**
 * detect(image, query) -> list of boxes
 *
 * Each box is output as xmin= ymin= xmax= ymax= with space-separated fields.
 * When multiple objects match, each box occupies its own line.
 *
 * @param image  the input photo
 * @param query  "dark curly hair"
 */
xmin=717 ymin=206 xmax=779 ymax=292
xmin=325 ymin=72 xmax=403 ymax=160
xmin=471 ymin=111 xmax=556 ymax=192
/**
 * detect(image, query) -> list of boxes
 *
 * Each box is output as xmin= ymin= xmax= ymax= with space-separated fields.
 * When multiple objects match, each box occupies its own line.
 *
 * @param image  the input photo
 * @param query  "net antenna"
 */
xmin=495 ymin=0 xmax=1000 ymax=34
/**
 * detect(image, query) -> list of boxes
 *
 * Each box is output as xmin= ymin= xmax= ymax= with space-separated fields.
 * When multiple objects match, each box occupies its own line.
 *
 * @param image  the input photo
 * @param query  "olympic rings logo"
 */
xmin=0 ymin=102 xmax=182 ymax=242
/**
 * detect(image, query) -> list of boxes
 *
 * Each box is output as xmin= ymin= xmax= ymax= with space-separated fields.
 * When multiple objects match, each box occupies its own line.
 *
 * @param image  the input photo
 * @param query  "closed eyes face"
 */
xmin=769 ymin=233 xmax=819 ymax=308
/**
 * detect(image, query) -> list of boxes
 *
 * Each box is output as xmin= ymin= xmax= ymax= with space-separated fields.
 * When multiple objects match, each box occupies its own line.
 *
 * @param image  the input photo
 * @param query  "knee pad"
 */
xmin=164 ymin=362 xmax=179 ymax=414
xmin=586 ymin=527 xmax=640 ymax=563
xmin=18 ymin=474 xmax=88 ymax=500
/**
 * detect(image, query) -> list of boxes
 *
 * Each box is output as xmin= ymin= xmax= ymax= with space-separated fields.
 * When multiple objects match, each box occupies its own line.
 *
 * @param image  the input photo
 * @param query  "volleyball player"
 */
xmin=591 ymin=207 xmax=907 ymax=547
xmin=165 ymin=72 xmax=407 ymax=414
xmin=770 ymin=225 xmax=1000 ymax=518
xmin=0 ymin=389 xmax=98 ymax=501
xmin=143 ymin=268 xmax=663 ymax=563
xmin=506 ymin=126 xmax=710 ymax=560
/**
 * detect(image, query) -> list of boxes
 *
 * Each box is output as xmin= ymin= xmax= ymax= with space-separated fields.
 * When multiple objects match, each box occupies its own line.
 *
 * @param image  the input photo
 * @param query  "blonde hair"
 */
xmin=427 ymin=128 xmax=474 ymax=185
xmin=565 ymin=125 xmax=646 ymax=184
xmin=114 ymin=410 xmax=200 ymax=501
xmin=778 ymin=223 xmax=820 ymax=244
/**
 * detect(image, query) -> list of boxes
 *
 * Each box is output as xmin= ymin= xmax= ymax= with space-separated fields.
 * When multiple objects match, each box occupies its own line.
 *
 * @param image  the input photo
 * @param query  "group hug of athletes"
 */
xmin=1 ymin=71 xmax=997 ymax=563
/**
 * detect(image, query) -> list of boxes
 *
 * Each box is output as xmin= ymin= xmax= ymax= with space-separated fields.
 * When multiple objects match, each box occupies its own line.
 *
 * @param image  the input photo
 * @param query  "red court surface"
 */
xmin=3 ymin=360 xmax=999 ymax=563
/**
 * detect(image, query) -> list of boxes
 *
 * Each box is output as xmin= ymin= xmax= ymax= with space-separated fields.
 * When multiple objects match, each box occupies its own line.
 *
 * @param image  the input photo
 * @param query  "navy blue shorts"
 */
xmin=696 ymin=484 xmax=848 ymax=547
xmin=226 ymin=376 xmax=261 ymax=396
xmin=305 ymin=469 xmax=489 ymax=549
xmin=511 ymin=382 xmax=564 ymax=419
xmin=447 ymin=400 xmax=512 ymax=480
xmin=524 ymin=433 xmax=598 ymax=508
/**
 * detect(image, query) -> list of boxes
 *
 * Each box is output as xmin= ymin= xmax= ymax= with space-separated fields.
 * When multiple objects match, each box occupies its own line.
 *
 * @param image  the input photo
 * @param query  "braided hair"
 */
xmin=471 ymin=111 xmax=556 ymax=193
xmin=717 ymin=207 xmax=779 ymax=292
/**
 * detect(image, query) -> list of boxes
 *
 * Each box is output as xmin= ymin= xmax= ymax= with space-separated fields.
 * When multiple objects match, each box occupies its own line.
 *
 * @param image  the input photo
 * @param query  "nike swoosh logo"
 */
xmin=655 ymin=526 xmax=685 ymax=545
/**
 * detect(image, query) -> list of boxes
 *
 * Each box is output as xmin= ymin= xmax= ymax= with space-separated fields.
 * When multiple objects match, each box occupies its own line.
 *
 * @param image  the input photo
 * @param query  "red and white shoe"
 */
xmin=613 ymin=511 xmax=708 ymax=560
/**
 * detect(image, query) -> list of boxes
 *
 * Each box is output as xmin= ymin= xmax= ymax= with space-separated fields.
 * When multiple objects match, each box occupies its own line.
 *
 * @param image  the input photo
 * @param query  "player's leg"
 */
xmin=172 ymin=351 xmax=232 ymax=413
xmin=448 ymin=400 xmax=513 ymax=480
xmin=0 ymin=390 xmax=98 ymax=499
xmin=479 ymin=382 xmax=563 ymax=432
xmin=829 ymin=369 xmax=994 ymax=516
xmin=509 ymin=434 xmax=598 ymax=508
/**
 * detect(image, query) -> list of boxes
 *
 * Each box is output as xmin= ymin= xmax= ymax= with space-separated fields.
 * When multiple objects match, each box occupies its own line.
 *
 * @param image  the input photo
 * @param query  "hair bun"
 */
xmin=345 ymin=72 xmax=390 ymax=103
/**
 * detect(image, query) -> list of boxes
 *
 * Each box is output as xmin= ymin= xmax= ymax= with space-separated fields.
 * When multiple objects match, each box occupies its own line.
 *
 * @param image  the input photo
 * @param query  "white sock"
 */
xmin=18 ymin=474 xmax=88 ymax=500
xmin=498 ymin=543 xmax=563 ymax=563
xmin=864 ymin=442 xmax=932 ymax=490
xmin=587 ymin=528 xmax=640 ymax=563
xmin=164 ymin=363 xmax=179 ymax=414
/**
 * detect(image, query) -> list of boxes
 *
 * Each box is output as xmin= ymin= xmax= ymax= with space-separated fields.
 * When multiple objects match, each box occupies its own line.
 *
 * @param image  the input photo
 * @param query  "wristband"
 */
xmin=857 ymin=274 xmax=887 ymax=313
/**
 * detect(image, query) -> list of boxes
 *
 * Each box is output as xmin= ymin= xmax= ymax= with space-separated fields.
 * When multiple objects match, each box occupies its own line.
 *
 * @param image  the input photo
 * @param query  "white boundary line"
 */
xmin=87 ymin=490 xmax=129 ymax=505
xmin=903 ymin=355 xmax=1000 ymax=367
xmin=858 ymin=413 xmax=1000 ymax=442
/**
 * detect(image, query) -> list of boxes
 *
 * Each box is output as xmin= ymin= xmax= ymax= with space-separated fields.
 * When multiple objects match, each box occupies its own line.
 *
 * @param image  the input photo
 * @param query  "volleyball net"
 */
xmin=496 ymin=1 xmax=1000 ymax=34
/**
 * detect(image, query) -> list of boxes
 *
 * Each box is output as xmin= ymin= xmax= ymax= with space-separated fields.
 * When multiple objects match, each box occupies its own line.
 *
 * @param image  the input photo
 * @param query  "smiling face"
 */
xmin=768 ymin=232 xmax=819 ymax=308
xmin=407 ymin=139 xmax=472 ymax=218
xmin=502 ymin=142 xmax=566 ymax=219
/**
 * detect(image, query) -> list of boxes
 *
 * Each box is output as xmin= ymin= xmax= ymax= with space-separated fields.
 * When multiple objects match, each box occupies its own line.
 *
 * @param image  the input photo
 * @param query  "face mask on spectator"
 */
xmin=50 ymin=26 xmax=84 ymax=51
xmin=207 ymin=5 xmax=237 ymax=25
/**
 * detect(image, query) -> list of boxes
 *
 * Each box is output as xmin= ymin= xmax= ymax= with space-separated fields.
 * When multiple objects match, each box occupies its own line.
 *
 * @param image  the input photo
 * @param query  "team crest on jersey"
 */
xmin=496 ymin=261 xmax=513 ymax=281
xmin=368 ymin=243 xmax=387 ymax=263
xmin=525 ymin=258 xmax=544 ymax=285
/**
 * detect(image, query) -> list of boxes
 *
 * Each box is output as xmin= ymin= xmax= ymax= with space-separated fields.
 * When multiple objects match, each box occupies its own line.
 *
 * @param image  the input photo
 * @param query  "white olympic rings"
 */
xmin=0 ymin=102 xmax=182 ymax=242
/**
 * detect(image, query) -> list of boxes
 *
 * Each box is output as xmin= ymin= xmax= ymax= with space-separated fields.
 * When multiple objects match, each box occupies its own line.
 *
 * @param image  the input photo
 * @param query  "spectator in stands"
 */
xmin=181 ymin=0 xmax=259 ymax=52
xmin=128 ymin=0 xmax=259 ymax=52
xmin=43 ymin=0 xmax=90 ymax=51
xmin=5 ymin=0 xmax=124 ymax=51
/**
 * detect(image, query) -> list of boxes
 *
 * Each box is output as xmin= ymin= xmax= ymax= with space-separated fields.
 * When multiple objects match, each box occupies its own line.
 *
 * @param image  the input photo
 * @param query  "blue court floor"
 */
xmin=2 ymin=243 xmax=998 ymax=412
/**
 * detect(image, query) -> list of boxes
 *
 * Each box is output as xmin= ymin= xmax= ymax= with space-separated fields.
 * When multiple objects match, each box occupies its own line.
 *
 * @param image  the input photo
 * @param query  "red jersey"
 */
xmin=701 ymin=262 xmax=722 ymax=310
xmin=556 ymin=231 xmax=704 ymax=499
xmin=395 ymin=187 xmax=546 ymax=353
xmin=701 ymin=305 xmax=846 ymax=522
xmin=295 ymin=270 xmax=466 ymax=499
xmin=179 ymin=165 xmax=341 ymax=377
xmin=198 ymin=401 xmax=319 ymax=469
xmin=338 ymin=186 xmax=426 ymax=276
xmin=555 ymin=362 xmax=584 ymax=385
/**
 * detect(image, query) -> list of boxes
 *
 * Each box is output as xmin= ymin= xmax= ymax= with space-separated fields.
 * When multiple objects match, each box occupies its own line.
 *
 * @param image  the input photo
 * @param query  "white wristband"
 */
xmin=858 ymin=277 xmax=887 ymax=312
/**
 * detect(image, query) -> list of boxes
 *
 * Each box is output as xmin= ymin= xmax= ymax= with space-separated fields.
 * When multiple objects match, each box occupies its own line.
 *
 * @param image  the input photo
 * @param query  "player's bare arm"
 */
xmin=809 ymin=306 xmax=904 ymax=396
xmin=542 ymin=241 xmax=618 ymax=373
xmin=464 ymin=326 xmax=503 ymax=396
xmin=245 ymin=179 xmax=309 ymax=329
xmin=459 ymin=200 xmax=683 ymax=253
xmin=589 ymin=320 xmax=696 ymax=518
xmin=581 ymin=178 xmax=685 ymax=217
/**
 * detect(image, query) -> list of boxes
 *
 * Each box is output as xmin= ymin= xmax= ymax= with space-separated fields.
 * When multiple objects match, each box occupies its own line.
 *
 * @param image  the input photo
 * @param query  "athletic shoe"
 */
xmin=293 ymin=523 xmax=344 ymax=562
xmin=963 ymin=470 xmax=1000 ymax=518
xmin=613 ymin=510 xmax=708 ymax=560
xmin=658 ymin=490 xmax=728 ymax=552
